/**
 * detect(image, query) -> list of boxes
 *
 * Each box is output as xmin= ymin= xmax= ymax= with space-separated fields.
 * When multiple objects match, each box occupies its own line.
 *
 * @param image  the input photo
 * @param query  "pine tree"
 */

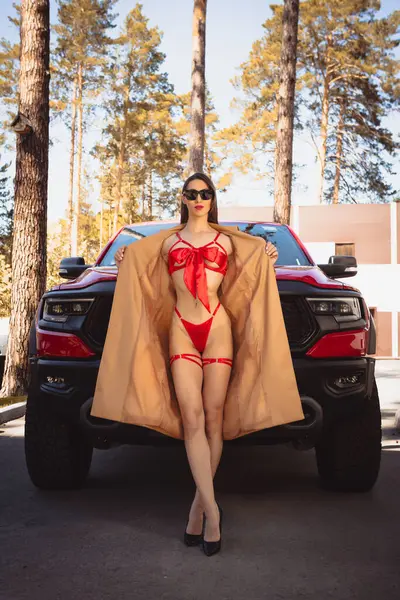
xmin=299 ymin=0 xmax=400 ymax=203
xmin=96 ymin=4 xmax=185 ymax=228
xmin=1 ymin=0 xmax=50 ymax=397
xmin=53 ymin=0 xmax=117 ymax=254
xmin=0 ymin=5 xmax=20 ymax=146
xmin=220 ymin=0 xmax=400 ymax=204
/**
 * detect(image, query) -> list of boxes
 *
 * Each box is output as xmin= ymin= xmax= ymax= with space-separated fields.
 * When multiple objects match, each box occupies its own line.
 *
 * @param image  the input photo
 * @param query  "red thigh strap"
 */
xmin=169 ymin=353 xmax=203 ymax=368
xmin=202 ymin=357 xmax=233 ymax=367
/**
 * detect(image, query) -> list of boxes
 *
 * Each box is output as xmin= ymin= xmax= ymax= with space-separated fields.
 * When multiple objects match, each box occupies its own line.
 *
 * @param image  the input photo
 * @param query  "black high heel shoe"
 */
xmin=183 ymin=512 xmax=205 ymax=546
xmin=202 ymin=503 xmax=223 ymax=556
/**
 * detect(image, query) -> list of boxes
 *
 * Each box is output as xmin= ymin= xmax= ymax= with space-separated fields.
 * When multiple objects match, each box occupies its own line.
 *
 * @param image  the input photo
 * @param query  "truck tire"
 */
xmin=24 ymin=390 xmax=93 ymax=489
xmin=315 ymin=379 xmax=382 ymax=492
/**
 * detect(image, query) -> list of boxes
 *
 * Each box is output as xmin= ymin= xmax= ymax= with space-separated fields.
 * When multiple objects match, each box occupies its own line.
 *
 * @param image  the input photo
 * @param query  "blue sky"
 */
xmin=0 ymin=0 xmax=399 ymax=225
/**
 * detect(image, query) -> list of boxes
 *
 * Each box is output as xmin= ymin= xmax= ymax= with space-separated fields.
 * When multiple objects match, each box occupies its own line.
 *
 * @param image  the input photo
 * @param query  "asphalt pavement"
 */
xmin=0 ymin=361 xmax=399 ymax=600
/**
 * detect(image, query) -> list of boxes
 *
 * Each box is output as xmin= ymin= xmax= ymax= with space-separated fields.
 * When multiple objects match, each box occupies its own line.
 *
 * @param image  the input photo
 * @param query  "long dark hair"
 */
xmin=180 ymin=172 xmax=218 ymax=224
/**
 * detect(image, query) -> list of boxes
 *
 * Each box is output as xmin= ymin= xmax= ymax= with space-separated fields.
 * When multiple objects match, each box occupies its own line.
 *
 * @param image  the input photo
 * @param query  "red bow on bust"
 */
xmin=169 ymin=245 xmax=227 ymax=313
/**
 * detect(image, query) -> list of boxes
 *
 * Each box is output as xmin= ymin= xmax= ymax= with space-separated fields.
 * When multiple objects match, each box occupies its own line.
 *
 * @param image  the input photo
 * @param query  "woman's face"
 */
xmin=182 ymin=178 xmax=214 ymax=218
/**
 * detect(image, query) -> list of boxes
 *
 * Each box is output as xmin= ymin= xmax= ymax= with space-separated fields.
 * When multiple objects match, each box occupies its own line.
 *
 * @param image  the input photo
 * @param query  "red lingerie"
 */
xmin=168 ymin=231 xmax=232 ymax=370
xmin=168 ymin=231 xmax=228 ymax=313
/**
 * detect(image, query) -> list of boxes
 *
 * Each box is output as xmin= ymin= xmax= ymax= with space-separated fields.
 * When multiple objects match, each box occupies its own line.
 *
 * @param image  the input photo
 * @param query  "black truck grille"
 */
xmin=280 ymin=296 xmax=317 ymax=349
xmin=83 ymin=296 xmax=114 ymax=349
xmin=83 ymin=295 xmax=317 ymax=352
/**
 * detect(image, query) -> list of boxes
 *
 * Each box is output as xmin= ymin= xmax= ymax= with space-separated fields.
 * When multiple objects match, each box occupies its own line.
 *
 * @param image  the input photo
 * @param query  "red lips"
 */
xmin=194 ymin=205 xmax=204 ymax=210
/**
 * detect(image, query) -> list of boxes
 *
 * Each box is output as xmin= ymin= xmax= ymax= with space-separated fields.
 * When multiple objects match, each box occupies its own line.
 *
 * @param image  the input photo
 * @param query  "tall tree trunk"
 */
xmin=148 ymin=171 xmax=153 ymax=217
xmin=141 ymin=182 xmax=145 ymax=218
xmin=333 ymin=99 xmax=345 ymax=205
xmin=1 ymin=0 xmax=50 ymax=397
xmin=99 ymin=197 xmax=103 ymax=251
xmin=318 ymin=76 xmax=329 ymax=203
xmin=189 ymin=0 xmax=207 ymax=173
xmin=68 ymin=75 xmax=77 ymax=255
xmin=204 ymin=136 xmax=212 ymax=173
xmin=317 ymin=35 xmax=332 ymax=204
xmin=113 ymin=127 xmax=125 ymax=234
xmin=273 ymin=0 xmax=300 ymax=225
xmin=113 ymin=87 xmax=129 ymax=235
xmin=73 ymin=62 xmax=83 ymax=255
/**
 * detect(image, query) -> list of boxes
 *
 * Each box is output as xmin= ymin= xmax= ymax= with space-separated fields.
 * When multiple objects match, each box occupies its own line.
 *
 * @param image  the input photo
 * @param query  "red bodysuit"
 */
xmin=168 ymin=231 xmax=233 ymax=369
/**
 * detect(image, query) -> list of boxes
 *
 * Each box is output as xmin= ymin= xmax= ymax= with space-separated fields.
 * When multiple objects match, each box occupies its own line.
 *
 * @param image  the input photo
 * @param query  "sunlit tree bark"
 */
xmin=273 ymin=0 xmax=300 ymax=225
xmin=1 ymin=0 xmax=50 ymax=396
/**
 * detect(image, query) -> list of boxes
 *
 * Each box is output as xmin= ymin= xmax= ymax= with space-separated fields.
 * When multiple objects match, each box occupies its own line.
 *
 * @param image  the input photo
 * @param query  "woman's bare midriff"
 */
xmin=169 ymin=269 xmax=232 ymax=354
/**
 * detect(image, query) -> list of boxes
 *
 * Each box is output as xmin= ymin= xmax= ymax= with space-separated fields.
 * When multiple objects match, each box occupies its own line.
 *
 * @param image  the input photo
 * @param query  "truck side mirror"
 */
xmin=59 ymin=257 xmax=93 ymax=280
xmin=318 ymin=255 xmax=357 ymax=279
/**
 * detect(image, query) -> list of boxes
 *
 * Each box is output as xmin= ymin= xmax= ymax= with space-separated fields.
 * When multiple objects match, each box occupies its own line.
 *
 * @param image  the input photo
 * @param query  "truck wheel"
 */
xmin=24 ymin=390 xmax=93 ymax=489
xmin=315 ymin=379 xmax=382 ymax=492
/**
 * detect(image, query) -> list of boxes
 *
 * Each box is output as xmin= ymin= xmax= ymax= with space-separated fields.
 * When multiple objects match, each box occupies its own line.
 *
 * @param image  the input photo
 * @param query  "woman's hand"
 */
xmin=114 ymin=245 xmax=127 ymax=269
xmin=265 ymin=241 xmax=278 ymax=265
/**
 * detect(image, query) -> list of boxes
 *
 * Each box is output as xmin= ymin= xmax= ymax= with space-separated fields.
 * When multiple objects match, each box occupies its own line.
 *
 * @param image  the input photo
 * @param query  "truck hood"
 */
xmin=50 ymin=264 xmax=359 ymax=293
xmin=50 ymin=266 xmax=118 ymax=291
xmin=274 ymin=266 xmax=359 ymax=291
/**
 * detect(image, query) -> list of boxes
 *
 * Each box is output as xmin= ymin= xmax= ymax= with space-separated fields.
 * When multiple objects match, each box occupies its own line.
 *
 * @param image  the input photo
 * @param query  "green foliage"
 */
xmin=0 ymin=253 xmax=11 ymax=317
xmin=53 ymin=0 xmax=117 ymax=77
xmin=0 ymin=161 xmax=12 ymax=316
xmin=299 ymin=0 xmax=400 ymax=203
xmin=176 ymin=89 xmax=226 ymax=189
xmin=0 ymin=4 xmax=20 ymax=147
xmin=0 ymin=161 xmax=12 ymax=251
xmin=52 ymin=0 xmax=118 ymax=132
xmin=96 ymin=4 xmax=186 ymax=222
xmin=219 ymin=0 xmax=400 ymax=203
xmin=51 ymin=0 xmax=118 ymax=149
xmin=46 ymin=167 xmax=101 ymax=291
xmin=46 ymin=218 xmax=70 ymax=290
xmin=78 ymin=169 xmax=101 ymax=261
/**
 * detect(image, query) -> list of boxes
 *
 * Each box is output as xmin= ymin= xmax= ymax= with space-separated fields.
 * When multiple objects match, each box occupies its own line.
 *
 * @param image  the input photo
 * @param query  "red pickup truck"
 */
xmin=25 ymin=221 xmax=381 ymax=493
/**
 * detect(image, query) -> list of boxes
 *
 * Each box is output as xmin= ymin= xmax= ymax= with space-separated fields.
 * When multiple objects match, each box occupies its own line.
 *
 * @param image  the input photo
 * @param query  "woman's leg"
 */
xmin=189 ymin=321 xmax=233 ymax=540
xmin=188 ymin=363 xmax=231 ymax=537
xmin=170 ymin=349 xmax=219 ymax=537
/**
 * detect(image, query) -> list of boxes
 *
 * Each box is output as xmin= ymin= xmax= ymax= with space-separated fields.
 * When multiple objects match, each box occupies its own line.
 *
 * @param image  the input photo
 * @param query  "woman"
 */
xmin=113 ymin=172 xmax=279 ymax=556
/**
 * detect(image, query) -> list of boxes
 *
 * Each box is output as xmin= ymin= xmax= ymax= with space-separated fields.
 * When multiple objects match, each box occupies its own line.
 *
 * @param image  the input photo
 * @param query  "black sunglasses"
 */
xmin=183 ymin=188 xmax=214 ymax=201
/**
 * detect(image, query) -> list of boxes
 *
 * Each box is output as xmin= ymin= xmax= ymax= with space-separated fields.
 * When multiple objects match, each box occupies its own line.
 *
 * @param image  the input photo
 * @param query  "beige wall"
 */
xmin=298 ymin=205 xmax=391 ymax=264
xmin=397 ymin=202 xmax=400 ymax=264
xmin=376 ymin=312 xmax=392 ymax=357
xmin=398 ymin=312 xmax=400 ymax=357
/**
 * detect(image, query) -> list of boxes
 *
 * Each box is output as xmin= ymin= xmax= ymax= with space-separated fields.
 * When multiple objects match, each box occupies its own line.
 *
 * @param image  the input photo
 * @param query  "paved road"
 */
xmin=1 ymin=361 xmax=399 ymax=600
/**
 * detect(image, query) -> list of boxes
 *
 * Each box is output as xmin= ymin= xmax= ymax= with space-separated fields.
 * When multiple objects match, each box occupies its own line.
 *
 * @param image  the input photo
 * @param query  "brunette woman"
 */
xmin=115 ymin=173 xmax=278 ymax=556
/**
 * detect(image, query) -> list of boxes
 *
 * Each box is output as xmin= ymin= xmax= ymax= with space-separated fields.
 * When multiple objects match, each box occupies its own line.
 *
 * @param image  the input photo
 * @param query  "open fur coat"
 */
xmin=90 ymin=222 xmax=305 ymax=440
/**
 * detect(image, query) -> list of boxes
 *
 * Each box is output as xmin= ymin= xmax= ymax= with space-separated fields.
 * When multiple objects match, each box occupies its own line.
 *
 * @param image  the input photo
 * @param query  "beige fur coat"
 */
xmin=90 ymin=222 xmax=305 ymax=439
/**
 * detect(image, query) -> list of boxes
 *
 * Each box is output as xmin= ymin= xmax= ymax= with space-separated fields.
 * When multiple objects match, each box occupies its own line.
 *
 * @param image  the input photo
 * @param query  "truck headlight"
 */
xmin=306 ymin=297 xmax=362 ymax=322
xmin=43 ymin=298 xmax=94 ymax=323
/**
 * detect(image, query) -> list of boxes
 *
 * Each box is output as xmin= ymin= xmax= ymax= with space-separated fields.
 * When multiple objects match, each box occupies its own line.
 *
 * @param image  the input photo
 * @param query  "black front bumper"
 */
xmin=29 ymin=355 xmax=375 ymax=447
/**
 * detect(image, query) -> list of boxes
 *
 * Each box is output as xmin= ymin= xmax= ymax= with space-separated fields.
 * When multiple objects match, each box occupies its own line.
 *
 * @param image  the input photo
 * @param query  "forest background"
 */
xmin=0 ymin=0 xmax=399 ymax=315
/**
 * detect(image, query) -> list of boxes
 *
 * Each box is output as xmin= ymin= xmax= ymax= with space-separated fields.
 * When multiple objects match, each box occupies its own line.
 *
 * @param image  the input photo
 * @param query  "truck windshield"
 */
xmin=98 ymin=222 xmax=312 ymax=267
